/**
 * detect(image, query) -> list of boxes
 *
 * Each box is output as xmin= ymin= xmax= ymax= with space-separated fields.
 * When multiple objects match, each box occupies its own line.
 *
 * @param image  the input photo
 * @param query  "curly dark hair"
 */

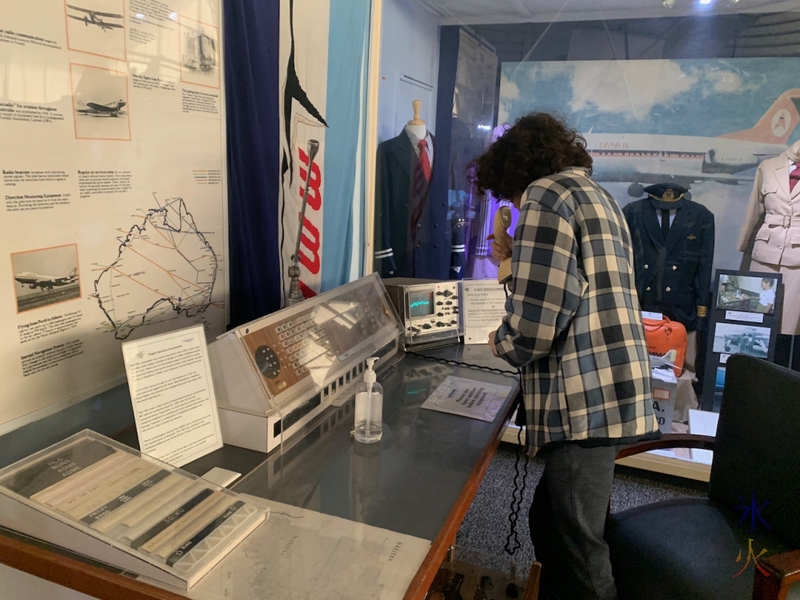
xmin=472 ymin=113 xmax=592 ymax=201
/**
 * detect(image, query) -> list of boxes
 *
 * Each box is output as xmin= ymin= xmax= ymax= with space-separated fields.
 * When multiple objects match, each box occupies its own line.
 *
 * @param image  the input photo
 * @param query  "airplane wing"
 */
xmin=594 ymin=172 xmax=754 ymax=189
xmin=66 ymin=4 xmax=92 ymax=13
xmin=692 ymin=172 xmax=756 ymax=186
xmin=67 ymin=14 xmax=86 ymax=21
xmin=86 ymin=102 xmax=115 ymax=112
xmin=101 ymin=22 xmax=124 ymax=28
xmin=91 ymin=10 xmax=124 ymax=18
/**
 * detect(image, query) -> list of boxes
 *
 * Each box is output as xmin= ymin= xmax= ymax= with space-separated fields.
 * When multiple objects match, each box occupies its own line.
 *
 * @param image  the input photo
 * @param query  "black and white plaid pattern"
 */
xmin=494 ymin=167 xmax=658 ymax=454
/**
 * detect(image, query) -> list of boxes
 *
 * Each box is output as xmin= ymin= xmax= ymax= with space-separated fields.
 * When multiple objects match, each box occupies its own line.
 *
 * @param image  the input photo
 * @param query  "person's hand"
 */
xmin=487 ymin=234 xmax=511 ymax=262
xmin=488 ymin=330 xmax=500 ymax=358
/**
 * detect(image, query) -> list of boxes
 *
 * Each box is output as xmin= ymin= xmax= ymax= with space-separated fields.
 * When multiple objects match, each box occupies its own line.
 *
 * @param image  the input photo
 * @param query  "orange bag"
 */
xmin=642 ymin=316 xmax=687 ymax=377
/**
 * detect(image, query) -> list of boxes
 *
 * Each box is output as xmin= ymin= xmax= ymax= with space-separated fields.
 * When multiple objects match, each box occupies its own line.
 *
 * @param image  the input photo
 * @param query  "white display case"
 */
xmin=208 ymin=273 xmax=403 ymax=453
xmin=0 ymin=430 xmax=267 ymax=590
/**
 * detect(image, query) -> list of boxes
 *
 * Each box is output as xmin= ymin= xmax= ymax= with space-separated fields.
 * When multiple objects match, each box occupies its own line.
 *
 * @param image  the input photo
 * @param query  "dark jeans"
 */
xmin=529 ymin=443 xmax=619 ymax=600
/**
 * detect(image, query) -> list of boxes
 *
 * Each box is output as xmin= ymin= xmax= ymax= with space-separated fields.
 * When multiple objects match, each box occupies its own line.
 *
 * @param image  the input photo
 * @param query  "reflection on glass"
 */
xmin=375 ymin=2 xmax=800 ymax=466
xmin=350 ymin=441 xmax=381 ymax=522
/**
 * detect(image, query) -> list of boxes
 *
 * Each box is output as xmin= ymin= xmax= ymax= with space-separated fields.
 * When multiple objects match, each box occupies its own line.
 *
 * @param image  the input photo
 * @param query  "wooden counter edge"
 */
xmin=402 ymin=386 xmax=521 ymax=600
xmin=0 ymin=528 xmax=186 ymax=600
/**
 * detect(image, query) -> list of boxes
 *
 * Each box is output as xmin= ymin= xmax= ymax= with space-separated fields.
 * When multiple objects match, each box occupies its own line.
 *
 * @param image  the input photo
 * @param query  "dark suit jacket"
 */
xmin=374 ymin=133 xmax=451 ymax=280
xmin=623 ymin=198 xmax=715 ymax=331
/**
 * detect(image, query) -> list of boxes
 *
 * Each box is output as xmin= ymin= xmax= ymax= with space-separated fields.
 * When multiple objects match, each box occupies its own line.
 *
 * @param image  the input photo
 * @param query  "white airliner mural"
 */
xmin=585 ymin=88 xmax=800 ymax=196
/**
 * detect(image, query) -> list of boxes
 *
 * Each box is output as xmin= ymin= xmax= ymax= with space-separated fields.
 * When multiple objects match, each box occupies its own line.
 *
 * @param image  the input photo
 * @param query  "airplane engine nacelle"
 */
xmin=702 ymin=147 xmax=758 ymax=175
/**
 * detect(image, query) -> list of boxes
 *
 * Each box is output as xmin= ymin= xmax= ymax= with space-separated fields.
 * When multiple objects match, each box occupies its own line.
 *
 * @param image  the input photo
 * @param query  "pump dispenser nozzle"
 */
xmin=364 ymin=357 xmax=378 ymax=385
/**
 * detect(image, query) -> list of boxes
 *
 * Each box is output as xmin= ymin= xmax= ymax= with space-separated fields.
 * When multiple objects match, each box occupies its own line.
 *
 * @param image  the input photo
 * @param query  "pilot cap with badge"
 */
xmin=643 ymin=182 xmax=691 ymax=202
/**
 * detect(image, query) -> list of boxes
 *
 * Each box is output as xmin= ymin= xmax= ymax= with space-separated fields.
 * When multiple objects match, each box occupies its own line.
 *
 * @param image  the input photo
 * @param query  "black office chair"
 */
xmin=605 ymin=354 xmax=800 ymax=600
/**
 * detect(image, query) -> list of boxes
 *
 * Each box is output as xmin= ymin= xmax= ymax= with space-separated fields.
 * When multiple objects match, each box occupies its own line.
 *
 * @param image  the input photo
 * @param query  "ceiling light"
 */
xmin=699 ymin=0 xmax=713 ymax=4
xmin=663 ymin=0 xmax=675 ymax=7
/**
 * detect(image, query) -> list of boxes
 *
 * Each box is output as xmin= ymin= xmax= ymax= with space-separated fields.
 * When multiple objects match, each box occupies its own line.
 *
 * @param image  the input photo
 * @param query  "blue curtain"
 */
xmin=224 ymin=0 xmax=282 ymax=328
xmin=320 ymin=0 xmax=371 ymax=291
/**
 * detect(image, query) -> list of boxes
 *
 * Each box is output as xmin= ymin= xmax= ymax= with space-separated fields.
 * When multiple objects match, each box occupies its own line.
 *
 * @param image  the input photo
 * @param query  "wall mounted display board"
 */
xmin=0 ymin=430 xmax=266 ymax=589
xmin=702 ymin=269 xmax=782 ymax=411
xmin=0 ymin=0 xmax=229 ymax=432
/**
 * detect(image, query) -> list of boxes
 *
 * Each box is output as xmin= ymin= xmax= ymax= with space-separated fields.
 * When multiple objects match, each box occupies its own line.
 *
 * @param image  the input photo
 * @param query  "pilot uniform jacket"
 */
xmin=493 ymin=167 xmax=658 ymax=455
xmin=738 ymin=146 xmax=800 ymax=335
xmin=622 ymin=198 xmax=715 ymax=332
xmin=373 ymin=132 xmax=451 ymax=280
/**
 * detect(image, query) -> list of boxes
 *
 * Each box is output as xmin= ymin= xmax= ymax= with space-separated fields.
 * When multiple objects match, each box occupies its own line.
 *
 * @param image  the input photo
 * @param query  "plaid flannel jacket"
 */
xmin=494 ymin=167 xmax=658 ymax=454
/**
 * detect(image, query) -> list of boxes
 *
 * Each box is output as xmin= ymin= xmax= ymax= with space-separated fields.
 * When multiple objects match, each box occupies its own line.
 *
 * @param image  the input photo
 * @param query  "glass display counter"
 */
xmin=0 ymin=344 xmax=520 ymax=600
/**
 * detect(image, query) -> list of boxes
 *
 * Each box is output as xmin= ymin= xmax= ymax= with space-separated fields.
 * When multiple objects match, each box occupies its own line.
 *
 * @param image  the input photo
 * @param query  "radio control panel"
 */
xmin=383 ymin=278 xmax=462 ymax=349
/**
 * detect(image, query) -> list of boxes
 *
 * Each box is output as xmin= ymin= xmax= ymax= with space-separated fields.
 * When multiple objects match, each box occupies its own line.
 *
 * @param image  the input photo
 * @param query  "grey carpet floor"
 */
xmin=455 ymin=442 xmax=708 ymax=571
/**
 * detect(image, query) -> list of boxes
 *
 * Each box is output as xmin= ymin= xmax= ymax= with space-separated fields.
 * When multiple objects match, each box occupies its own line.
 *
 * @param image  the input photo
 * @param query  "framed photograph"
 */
xmin=712 ymin=322 xmax=771 ymax=358
xmin=715 ymin=274 xmax=778 ymax=315
xmin=11 ymin=244 xmax=80 ymax=313
xmin=703 ymin=269 xmax=782 ymax=411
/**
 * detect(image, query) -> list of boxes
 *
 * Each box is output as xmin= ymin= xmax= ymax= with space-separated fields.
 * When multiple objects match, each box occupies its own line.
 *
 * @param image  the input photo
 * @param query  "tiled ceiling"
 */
xmin=416 ymin=0 xmax=800 ymax=25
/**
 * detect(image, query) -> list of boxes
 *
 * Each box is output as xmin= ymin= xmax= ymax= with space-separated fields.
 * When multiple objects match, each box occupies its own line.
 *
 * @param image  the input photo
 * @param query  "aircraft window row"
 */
xmin=590 ymin=151 xmax=705 ymax=159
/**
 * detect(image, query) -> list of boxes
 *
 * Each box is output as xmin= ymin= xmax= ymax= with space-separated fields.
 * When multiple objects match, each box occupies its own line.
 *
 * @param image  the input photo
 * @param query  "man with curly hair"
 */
xmin=476 ymin=113 xmax=659 ymax=600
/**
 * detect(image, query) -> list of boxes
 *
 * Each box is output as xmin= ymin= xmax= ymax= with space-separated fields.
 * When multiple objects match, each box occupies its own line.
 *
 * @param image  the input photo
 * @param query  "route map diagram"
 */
xmin=93 ymin=196 xmax=219 ymax=340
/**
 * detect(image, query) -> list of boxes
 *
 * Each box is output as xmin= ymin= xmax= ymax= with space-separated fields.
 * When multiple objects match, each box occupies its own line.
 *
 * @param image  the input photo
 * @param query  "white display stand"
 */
xmin=208 ymin=274 xmax=402 ymax=453
xmin=0 ymin=431 xmax=267 ymax=590
xmin=122 ymin=325 xmax=223 ymax=467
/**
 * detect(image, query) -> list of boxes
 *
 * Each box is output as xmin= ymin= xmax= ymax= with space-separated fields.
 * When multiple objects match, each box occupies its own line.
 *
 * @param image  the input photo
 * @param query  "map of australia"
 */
xmin=94 ymin=197 xmax=218 ymax=340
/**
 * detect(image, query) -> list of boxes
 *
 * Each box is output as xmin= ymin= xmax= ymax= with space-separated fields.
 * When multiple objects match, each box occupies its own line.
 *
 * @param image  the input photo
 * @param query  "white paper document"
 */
xmin=122 ymin=325 xmax=223 ymax=467
xmin=689 ymin=409 xmax=719 ymax=465
xmin=461 ymin=280 xmax=508 ymax=344
xmin=725 ymin=310 xmax=764 ymax=324
xmin=150 ymin=498 xmax=431 ymax=600
xmin=421 ymin=376 xmax=512 ymax=422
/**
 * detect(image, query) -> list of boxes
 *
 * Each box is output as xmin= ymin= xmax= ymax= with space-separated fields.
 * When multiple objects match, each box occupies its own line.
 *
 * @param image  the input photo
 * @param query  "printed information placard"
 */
xmin=461 ymin=280 xmax=508 ymax=344
xmin=421 ymin=375 xmax=512 ymax=422
xmin=122 ymin=325 xmax=222 ymax=466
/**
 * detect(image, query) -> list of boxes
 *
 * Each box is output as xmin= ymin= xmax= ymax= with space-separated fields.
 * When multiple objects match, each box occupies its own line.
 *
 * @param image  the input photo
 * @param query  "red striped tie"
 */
xmin=791 ymin=164 xmax=800 ymax=192
xmin=410 ymin=140 xmax=431 ymax=232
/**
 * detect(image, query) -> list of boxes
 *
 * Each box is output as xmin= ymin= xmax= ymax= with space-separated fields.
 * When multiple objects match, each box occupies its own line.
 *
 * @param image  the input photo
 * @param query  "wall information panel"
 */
xmin=0 ymin=0 xmax=228 ymax=429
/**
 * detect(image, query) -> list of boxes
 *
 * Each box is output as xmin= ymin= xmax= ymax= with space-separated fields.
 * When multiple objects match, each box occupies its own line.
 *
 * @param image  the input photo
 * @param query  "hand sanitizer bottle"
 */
xmin=354 ymin=357 xmax=382 ymax=443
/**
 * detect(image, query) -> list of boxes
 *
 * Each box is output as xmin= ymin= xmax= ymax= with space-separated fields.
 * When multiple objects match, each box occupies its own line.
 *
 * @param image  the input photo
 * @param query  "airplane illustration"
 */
xmin=15 ymin=268 xmax=78 ymax=291
xmin=76 ymin=99 xmax=126 ymax=117
xmin=67 ymin=5 xmax=123 ymax=32
xmin=723 ymin=332 xmax=769 ymax=357
xmin=650 ymin=348 xmax=678 ymax=371
xmin=584 ymin=88 xmax=800 ymax=196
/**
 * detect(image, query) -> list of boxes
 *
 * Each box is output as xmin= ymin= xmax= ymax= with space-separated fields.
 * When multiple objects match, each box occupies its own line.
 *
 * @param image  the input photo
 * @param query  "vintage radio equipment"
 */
xmin=382 ymin=278 xmax=463 ymax=350
xmin=208 ymin=274 xmax=402 ymax=453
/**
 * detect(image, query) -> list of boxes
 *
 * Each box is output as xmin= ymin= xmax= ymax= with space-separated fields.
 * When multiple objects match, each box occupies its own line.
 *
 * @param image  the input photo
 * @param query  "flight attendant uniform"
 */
xmin=738 ymin=143 xmax=800 ymax=335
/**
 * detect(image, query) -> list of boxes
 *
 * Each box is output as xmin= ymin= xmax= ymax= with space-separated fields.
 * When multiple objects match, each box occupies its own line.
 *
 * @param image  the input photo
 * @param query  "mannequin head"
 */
xmin=405 ymin=99 xmax=427 ymax=139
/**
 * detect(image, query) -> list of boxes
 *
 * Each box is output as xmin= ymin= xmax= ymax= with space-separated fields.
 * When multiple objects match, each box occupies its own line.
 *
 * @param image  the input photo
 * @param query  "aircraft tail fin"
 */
xmin=69 ymin=268 xmax=78 ymax=278
xmin=720 ymin=88 xmax=800 ymax=145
